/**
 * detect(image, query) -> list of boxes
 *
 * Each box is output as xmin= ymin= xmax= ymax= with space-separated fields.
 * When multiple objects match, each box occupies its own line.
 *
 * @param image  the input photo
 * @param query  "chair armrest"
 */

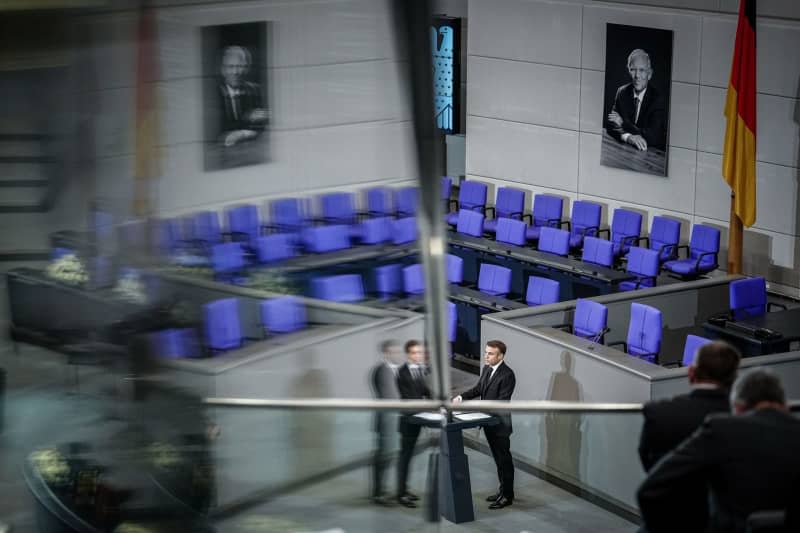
xmin=485 ymin=207 xmax=496 ymax=219
xmin=508 ymin=210 xmax=524 ymax=220
xmin=607 ymin=340 xmax=627 ymax=353
xmin=546 ymin=217 xmax=562 ymax=228
xmin=522 ymin=213 xmax=533 ymax=224
xmin=674 ymin=244 xmax=690 ymax=259
xmin=693 ymin=251 xmax=718 ymax=271
xmin=768 ymin=302 xmax=788 ymax=312
xmin=657 ymin=243 xmax=677 ymax=260
xmin=597 ymin=228 xmax=610 ymax=239
xmin=635 ymin=276 xmax=657 ymax=289
xmin=621 ymin=234 xmax=639 ymax=246
xmin=556 ymin=220 xmax=570 ymax=229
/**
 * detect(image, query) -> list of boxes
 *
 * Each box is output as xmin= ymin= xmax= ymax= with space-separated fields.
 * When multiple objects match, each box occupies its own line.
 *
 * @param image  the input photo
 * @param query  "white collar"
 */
xmin=691 ymin=383 xmax=720 ymax=391
xmin=489 ymin=361 xmax=503 ymax=373
xmin=633 ymin=87 xmax=647 ymax=100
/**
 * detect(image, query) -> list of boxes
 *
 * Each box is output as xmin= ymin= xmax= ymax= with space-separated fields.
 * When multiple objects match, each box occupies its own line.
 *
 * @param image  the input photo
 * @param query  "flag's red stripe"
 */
xmin=729 ymin=0 xmax=756 ymax=132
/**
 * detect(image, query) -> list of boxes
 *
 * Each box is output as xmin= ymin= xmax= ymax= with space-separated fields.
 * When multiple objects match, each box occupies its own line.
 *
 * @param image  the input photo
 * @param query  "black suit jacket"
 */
xmin=606 ymin=83 xmax=667 ymax=150
xmin=218 ymin=81 xmax=266 ymax=136
xmin=461 ymin=362 xmax=516 ymax=436
xmin=639 ymin=388 xmax=730 ymax=472
xmin=638 ymin=408 xmax=800 ymax=533
xmin=397 ymin=364 xmax=431 ymax=433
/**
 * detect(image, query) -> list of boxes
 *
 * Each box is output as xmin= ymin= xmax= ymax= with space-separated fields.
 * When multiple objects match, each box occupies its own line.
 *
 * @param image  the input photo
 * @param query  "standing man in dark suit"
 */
xmin=638 ymin=368 xmax=800 ymax=533
xmin=453 ymin=340 xmax=516 ymax=509
xmin=396 ymin=339 xmax=430 ymax=508
xmin=370 ymin=340 xmax=402 ymax=505
xmin=605 ymin=48 xmax=667 ymax=151
xmin=639 ymin=341 xmax=740 ymax=471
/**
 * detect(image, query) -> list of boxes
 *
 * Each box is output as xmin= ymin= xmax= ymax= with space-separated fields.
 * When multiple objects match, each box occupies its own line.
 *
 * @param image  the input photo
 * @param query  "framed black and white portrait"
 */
xmin=601 ymin=24 xmax=673 ymax=177
xmin=202 ymin=21 xmax=269 ymax=171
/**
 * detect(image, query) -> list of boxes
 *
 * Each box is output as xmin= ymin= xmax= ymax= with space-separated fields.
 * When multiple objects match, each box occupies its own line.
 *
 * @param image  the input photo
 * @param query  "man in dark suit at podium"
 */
xmin=605 ymin=48 xmax=667 ymax=152
xmin=638 ymin=368 xmax=800 ymax=533
xmin=454 ymin=340 xmax=516 ymax=509
xmin=396 ymin=339 xmax=431 ymax=508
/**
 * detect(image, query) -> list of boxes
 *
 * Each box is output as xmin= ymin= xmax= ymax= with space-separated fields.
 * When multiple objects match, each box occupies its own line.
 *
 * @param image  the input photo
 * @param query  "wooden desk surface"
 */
xmin=600 ymin=130 xmax=667 ymax=176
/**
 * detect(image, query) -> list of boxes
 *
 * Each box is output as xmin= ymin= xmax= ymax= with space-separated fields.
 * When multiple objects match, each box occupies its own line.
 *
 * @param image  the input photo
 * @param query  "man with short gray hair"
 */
xmin=638 ymin=368 xmax=800 ymax=533
xmin=606 ymin=48 xmax=667 ymax=151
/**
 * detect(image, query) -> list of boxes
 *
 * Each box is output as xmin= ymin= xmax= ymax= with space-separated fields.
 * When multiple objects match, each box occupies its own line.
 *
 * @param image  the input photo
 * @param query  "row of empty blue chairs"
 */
xmin=149 ymin=295 xmax=307 ymax=358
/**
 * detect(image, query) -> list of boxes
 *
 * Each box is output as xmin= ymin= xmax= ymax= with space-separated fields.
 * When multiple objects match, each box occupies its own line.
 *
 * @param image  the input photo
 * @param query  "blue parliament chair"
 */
xmin=446 ymin=181 xmax=488 ymax=226
xmin=364 ymin=186 xmax=394 ymax=218
xmin=599 ymin=208 xmax=642 ymax=258
xmin=210 ymin=242 xmax=246 ymax=282
xmin=149 ymin=328 xmax=198 ymax=359
xmin=310 ymin=274 xmax=365 ymax=303
xmin=638 ymin=216 xmax=681 ymax=263
xmin=51 ymin=246 xmax=75 ymax=260
xmin=151 ymin=217 xmax=181 ymax=257
xmin=448 ymin=300 xmax=457 ymax=343
xmin=225 ymin=204 xmax=261 ymax=245
xmin=581 ymin=236 xmax=614 ymax=268
xmin=525 ymin=276 xmax=560 ymax=307
xmin=320 ymin=191 xmax=358 ymax=226
xmin=494 ymin=217 xmax=527 ymax=246
xmin=374 ymin=264 xmax=403 ymax=299
xmin=729 ymin=276 xmax=786 ymax=320
xmin=189 ymin=211 xmax=223 ymax=247
xmin=484 ymin=187 xmax=525 ymax=234
xmin=359 ymin=216 xmax=392 ymax=245
xmin=662 ymin=224 xmax=721 ymax=279
xmin=609 ymin=302 xmax=662 ymax=364
xmin=395 ymin=186 xmax=419 ymax=218
xmin=566 ymin=200 xmax=602 ymax=250
xmin=260 ymin=296 xmax=307 ymax=335
xmin=477 ymin=263 xmax=512 ymax=297
xmin=204 ymin=298 xmax=243 ymax=353
xmin=537 ymin=226 xmax=570 ymax=257
xmin=402 ymin=264 xmax=425 ymax=295
xmin=682 ymin=334 xmax=712 ymax=367
xmin=455 ymin=209 xmax=485 ymax=237
xmin=442 ymin=176 xmax=453 ymax=207
xmin=554 ymin=299 xmax=609 ymax=343
xmin=392 ymin=217 xmax=418 ymax=244
xmin=619 ymin=246 xmax=660 ymax=291
xmin=447 ymin=253 xmax=464 ymax=284
xmin=254 ymin=233 xmax=297 ymax=263
xmin=525 ymin=194 xmax=564 ymax=242
xmin=266 ymin=197 xmax=310 ymax=235
xmin=301 ymin=224 xmax=351 ymax=253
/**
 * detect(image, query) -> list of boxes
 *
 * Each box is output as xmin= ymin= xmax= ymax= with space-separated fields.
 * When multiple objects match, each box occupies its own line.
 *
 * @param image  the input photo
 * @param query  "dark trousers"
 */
xmin=397 ymin=423 xmax=421 ymax=496
xmin=486 ymin=429 xmax=514 ymax=500
xmin=372 ymin=429 xmax=391 ymax=497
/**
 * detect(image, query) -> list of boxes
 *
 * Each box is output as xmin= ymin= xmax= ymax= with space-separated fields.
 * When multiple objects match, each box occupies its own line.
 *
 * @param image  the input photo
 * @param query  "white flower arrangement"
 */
xmin=46 ymin=253 xmax=89 ymax=286
xmin=30 ymin=448 xmax=70 ymax=485
xmin=112 ymin=272 xmax=148 ymax=304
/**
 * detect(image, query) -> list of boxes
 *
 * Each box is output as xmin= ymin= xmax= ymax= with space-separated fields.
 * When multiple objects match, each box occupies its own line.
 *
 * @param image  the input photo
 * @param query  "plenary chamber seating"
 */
xmin=682 ymin=334 xmax=712 ymax=367
xmin=395 ymin=186 xmax=419 ymax=218
xmin=484 ymin=187 xmax=525 ymax=235
xmin=363 ymin=186 xmax=394 ymax=218
xmin=210 ymin=242 xmax=246 ymax=282
xmin=374 ymin=264 xmax=403 ymax=299
xmin=581 ymin=236 xmax=614 ymax=268
xmin=225 ymin=204 xmax=261 ymax=246
xmin=554 ymin=299 xmax=609 ymax=343
xmin=600 ymin=208 xmax=642 ymax=259
xmin=525 ymin=194 xmax=564 ymax=242
xmin=310 ymin=273 xmax=365 ymax=303
xmin=638 ymin=216 xmax=680 ymax=264
xmin=401 ymin=255 xmax=464 ymax=296
xmin=301 ymin=224 xmax=351 ymax=253
xmin=609 ymin=302 xmax=663 ymax=364
xmin=254 ymin=233 xmax=296 ymax=263
xmin=566 ymin=200 xmax=602 ymax=250
xmin=204 ymin=297 xmax=244 ymax=354
xmin=455 ymin=209 xmax=485 ymax=237
xmin=477 ymin=263 xmax=512 ymax=297
xmin=662 ymin=224 xmax=720 ymax=279
xmin=729 ymin=276 xmax=786 ymax=320
xmin=495 ymin=217 xmax=527 ymax=246
xmin=537 ymin=227 xmax=570 ymax=257
xmin=265 ymin=197 xmax=311 ymax=236
xmin=392 ymin=217 xmax=417 ymax=244
xmin=260 ymin=296 xmax=307 ymax=335
xmin=619 ymin=246 xmax=660 ymax=291
xmin=446 ymin=181 xmax=487 ymax=226
xmin=525 ymin=276 xmax=560 ymax=307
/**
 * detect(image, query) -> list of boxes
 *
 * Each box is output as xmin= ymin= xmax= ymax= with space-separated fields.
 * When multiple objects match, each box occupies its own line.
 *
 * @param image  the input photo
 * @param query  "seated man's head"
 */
xmin=688 ymin=341 xmax=741 ymax=389
xmin=731 ymin=367 xmax=786 ymax=414
xmin=627 ymin=48 xmax=652 ymax=93
xmin=380 ymin=339 xmax=402 ymax=365
xmin=221 ymin=45 xmax=251 ymax=88
xmin=404 ymin=339 xmax=425 ymax=365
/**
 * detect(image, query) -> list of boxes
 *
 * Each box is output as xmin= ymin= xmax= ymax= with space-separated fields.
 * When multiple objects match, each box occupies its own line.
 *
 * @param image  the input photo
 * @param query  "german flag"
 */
xmin=722 ymin=0 xmax=756 ymax=227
